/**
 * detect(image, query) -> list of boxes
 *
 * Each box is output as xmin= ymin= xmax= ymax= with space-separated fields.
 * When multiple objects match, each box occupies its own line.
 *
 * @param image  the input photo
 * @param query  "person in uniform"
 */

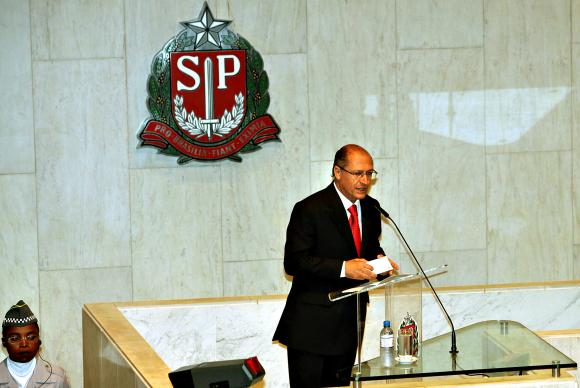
xmin=0 ymin=300 xmax=70 ymax=388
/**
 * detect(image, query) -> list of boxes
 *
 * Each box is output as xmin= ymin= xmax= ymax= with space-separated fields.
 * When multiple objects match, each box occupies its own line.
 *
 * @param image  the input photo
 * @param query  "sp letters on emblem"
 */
xmin=138 ymin=2 xmax=281 ymax=163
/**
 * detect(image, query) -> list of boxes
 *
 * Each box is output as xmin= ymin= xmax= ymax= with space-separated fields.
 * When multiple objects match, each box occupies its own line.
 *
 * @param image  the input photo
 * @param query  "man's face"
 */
xmin=2 ymin=324 xmax=40 ymax=363
xmin=333 ymin=149 xmax=374 ymax=203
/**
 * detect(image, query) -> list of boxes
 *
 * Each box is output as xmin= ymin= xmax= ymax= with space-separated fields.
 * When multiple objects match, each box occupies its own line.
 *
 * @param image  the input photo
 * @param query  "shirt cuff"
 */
xmin=340 ymin=261 xmax=346 ymax=277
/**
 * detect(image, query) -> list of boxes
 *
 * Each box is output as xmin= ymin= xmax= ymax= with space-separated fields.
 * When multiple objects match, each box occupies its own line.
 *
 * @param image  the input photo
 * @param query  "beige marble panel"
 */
xmin=366 ymin=158 xmax=402 ymax=260
xmin=398 ymin=48 xmax=485 ymax=147
xmin=220 ymin=146 xmax=304 ymax=262
xmin=263 ymin=54 xmax=308 ymax=137
xmin=214 ymin=0 xmax=306 ymax=54
xmin=487 ymin=152 xmax=573 ymax=284
xmin=0 ymin=175 xmax=39 ymax=314
xmin=574 ymin=0 xmax=580 ymax=43
xmin=399 ymin=145 xmax=486 ymax=252
xmin=131 ymin=167 xmax=223 ymax=300
xmin=30 ymin=0 xmax=49 ymax=60
xmin=30 ymin=0 xmax=124 ymax=60
xmin=399 ymin=250 xmax=487 ymax=287
xmin=396 ymin=47 xmax=485 ymax=252
xmin=309 ymin=160 xmax=334 ymax=194
xmin=308 ymin=0 xmax=397 ymax=161
xmin=398 ymin=48 xmax=486 ymax=252
xmin=0 ymin=0 xmax=34 ymax=174
xmin=397 ymin=0 xmax=483 ymax=49
xmin=485 ymin=0 xmax=571 ymax=153
xmin=125 ymin=0 xmax=219 ymax=169
xmin=573 ymin=44 xmax=580 ymax=244
xmin=575 ymin=245 xmax=580 ymax=279
xmin=223 ymin=259 xmax=290 ymax=297
xmin=34 ymin=59 xmax=130 ymax=270
xmin=221 ymin=54 xmax=309 ymax=261
xmin=39 ymin=267 xmax=132 ymax=388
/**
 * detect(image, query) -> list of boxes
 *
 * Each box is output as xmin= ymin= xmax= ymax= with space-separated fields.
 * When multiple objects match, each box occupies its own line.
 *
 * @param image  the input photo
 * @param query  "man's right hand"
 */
xmin=345 ymin=258 xmax=377 ymax=280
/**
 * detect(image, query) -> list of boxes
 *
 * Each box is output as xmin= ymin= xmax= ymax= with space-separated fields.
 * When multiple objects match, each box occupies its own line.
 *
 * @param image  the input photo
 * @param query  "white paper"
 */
xmin=368 ymin=256 xmax=393 ymax=274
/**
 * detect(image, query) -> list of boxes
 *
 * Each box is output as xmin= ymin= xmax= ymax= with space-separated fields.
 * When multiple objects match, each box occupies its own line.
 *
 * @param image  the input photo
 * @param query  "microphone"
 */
xmin=374 ymin=203 xmax=458 ymax=354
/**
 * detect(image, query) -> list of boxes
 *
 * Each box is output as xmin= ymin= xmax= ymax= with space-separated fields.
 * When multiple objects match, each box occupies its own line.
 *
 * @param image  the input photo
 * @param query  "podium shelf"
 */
xmin=328 ymin=265 xmax=448 ymax=302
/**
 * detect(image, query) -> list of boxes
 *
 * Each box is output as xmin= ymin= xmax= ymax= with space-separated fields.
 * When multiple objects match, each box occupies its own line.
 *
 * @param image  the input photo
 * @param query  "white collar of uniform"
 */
xmin=7 ymin=357 xmax=35 ymax=377
xmin=333 ymin=182 xmax=361 ymax=213
xmin=7 ymin=357 xmax=36 ymax=388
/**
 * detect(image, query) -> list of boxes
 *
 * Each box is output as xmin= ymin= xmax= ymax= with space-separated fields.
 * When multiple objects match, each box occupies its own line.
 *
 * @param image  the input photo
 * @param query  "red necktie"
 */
xmin=348 ymin=205 xmax=361 ymax=256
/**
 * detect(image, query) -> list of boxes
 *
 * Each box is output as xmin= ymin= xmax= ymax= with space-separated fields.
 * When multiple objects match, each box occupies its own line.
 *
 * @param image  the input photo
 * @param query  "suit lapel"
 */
xmin=360 ymin=198 xmax=372 ymax=258
xmin=323 ymin=184 xmax=359 ymax=257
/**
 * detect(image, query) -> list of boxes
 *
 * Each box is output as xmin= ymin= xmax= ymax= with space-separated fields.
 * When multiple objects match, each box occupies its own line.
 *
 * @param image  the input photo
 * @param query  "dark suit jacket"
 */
xmin=273 ymin=184 xmax=385 ymax=356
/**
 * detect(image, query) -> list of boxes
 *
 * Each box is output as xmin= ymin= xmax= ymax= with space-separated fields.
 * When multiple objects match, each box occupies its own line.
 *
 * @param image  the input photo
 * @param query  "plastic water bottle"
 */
xmin=380 ymin=320 xmax=395 ymax=367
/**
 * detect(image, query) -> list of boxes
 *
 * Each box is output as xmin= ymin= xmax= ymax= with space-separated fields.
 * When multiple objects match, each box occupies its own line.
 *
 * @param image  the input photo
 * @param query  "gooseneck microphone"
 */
xmin=374 ymin=203 xmax=458 ymax=354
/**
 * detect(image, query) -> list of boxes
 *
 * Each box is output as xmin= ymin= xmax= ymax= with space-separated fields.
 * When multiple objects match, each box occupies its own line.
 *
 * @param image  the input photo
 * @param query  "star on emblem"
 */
xmin=181 ymin=2 xmax=231 ymax=49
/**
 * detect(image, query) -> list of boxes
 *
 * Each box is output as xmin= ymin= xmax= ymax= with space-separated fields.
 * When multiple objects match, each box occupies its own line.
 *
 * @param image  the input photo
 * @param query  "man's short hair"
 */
xmin=332 ymin=144 xmax=369 ymax=178
xmin=333 ymin=145 xmax=350 ymax=171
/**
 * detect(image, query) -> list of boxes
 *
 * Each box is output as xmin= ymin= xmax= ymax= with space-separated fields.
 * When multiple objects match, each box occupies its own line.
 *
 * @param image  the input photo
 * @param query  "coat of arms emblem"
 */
xmin=138 ymin=2 xmax=281 ymax=163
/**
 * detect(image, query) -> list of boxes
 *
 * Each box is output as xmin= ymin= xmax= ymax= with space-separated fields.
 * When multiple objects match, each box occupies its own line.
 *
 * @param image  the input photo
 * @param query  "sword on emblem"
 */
xmin=199 ymin=57 xmax=220 ymax=140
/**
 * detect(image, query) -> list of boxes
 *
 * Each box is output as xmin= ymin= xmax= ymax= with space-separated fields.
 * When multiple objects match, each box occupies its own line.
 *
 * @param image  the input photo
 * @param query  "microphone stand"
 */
xmin=375 ymin=205 xmax=458 ymax=354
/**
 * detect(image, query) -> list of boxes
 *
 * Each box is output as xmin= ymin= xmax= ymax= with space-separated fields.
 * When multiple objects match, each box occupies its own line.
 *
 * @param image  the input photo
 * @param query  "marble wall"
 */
xmin=0 ymin=0 xmax=579 ymax=386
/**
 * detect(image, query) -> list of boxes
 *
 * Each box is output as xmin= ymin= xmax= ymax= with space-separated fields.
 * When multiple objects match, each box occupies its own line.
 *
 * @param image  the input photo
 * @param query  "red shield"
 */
xmin=170 ymin=50 xmax=246 ymax=143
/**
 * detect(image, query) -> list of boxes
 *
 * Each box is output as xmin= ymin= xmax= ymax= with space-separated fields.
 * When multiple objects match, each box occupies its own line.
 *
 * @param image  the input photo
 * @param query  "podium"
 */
xmin=329 ymin=266 xmax=577 ymax=386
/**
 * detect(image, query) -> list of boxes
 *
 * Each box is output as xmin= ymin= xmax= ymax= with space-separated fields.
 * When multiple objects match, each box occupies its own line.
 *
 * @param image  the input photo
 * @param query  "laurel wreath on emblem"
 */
xmin=173 ymin=93 xmax=245 ymax=139
xmin=144 ymin=30 xmax=272 ymax=163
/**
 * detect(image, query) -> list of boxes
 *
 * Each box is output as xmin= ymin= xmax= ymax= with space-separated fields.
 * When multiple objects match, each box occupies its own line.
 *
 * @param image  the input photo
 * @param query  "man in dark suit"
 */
xmin=273 ymin=144 xmax=397 ymax=387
